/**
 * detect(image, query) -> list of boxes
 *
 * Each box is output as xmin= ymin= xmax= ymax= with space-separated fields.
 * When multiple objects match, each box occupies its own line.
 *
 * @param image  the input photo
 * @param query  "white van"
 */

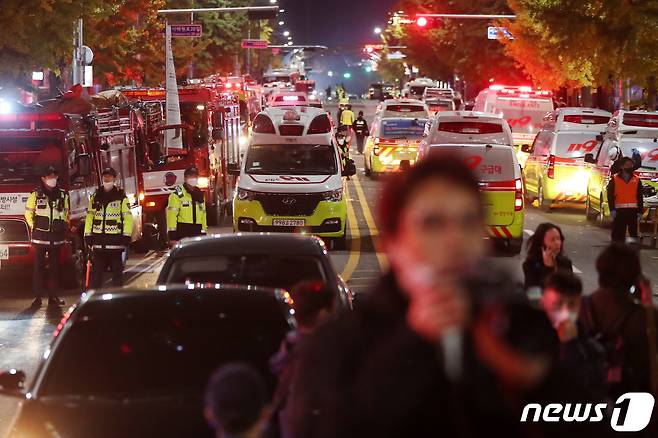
xmin=232 ymin=106 xmax=356 ymax=249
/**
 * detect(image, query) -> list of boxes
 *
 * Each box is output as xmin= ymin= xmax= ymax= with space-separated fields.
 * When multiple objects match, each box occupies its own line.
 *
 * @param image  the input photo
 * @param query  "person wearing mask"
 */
xmin=336 ymin=128 xmax=350 ymax=169
xmin=523 ymin=222 xmax=573 ymax=291
xmin=353 ymin=110 xmax=369 ymax=155
xmin=204 ymin=363 xmax=269 ymax=438
xmin=540 ymin=272 xmax=607 ymax=400
xmin=85 ymin=167 xmax=133 ymax=289
xmin=581 ymin=244 xmax=658 ymax=397
xmin=24 ymin=166 xmax=69 ymax=308
xmin=284 ymin=155 xmax=595 ymax=438
xmin=608 ymin=157 xmax=643 ymax=243
xmin=166 ymin=166 xmax=207 ymax=245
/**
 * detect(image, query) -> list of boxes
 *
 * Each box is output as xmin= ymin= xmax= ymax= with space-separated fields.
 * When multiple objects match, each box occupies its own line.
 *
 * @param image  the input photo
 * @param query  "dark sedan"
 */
xmin=0 ymin=284 xmax=295 ymax=438
xmin=157 ymin=233 xmax=354 ymax=310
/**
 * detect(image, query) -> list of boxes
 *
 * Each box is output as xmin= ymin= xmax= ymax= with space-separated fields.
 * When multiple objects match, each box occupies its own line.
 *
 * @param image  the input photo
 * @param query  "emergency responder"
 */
xmin=336 ymin=128 xmax=350 ymax=168
xmin=25 ymin=166 xmax=69 ymax=308
xmin=166 ymin=166 xmax=207 ymax=245
xmin=85 ymin=167 xmax=133 ymax=289
xmin=340 ymin=104 xmax=356 ymax=130
xmin=353 ymin=110 xmax=369 ymax=154
xmin=607 ymin=157 xmax=643 ymax=243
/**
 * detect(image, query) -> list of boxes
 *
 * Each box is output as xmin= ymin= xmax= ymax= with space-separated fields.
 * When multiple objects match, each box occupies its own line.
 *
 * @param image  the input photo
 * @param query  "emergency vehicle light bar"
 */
xmin=0 ymin=112 xmax=65 ymax=123
xmin=489 ymin=85 xmax=553 ymax=97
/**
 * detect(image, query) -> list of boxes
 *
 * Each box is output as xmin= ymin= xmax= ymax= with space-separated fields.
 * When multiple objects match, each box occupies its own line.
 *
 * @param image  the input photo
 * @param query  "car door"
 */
xmin=590 ymin=140 xmax=612 ymax=211
xmin=524 ymin=130 xmax=548 ymax=196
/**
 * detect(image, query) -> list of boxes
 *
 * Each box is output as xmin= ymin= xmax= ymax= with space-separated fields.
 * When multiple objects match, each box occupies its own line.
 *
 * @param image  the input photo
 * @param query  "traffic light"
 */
xmin=343 ymin=72 xmax=352 ymax=79
xmin=416 ymin=16 xmax=428 ymax=28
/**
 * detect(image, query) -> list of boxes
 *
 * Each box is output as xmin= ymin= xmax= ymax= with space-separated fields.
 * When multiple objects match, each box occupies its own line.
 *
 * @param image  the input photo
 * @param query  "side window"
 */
xmin=531 ymin=131 xmax=549 ymax=156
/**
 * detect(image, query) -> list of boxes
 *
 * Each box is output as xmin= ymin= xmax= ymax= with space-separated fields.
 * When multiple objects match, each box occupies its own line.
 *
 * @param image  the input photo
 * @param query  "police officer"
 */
xmin=340 ymin=104 xmax=356 ymax=131
xmin=85 ymin=167 xmax=133 ymax=288
xmin=607 ymin=157 xmax=643 ymax=243
xmin=166 ymin=166 xmax=207 ymax=245
xmin=25 ymin=166 xmax=69 ymax=308
xmin=353 ymin=110 xmax=369 ymax=154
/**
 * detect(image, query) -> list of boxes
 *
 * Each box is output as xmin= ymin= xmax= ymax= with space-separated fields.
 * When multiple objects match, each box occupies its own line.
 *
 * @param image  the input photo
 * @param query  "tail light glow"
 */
xmin=547 ymin=154 xmax=556 ymax=179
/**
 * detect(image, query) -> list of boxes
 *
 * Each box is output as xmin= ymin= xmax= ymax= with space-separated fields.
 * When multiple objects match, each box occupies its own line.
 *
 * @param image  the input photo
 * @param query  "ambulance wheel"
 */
xmin=63 ymin=235 xmax=85 ymax=290
xmin=508 ymin=238 xmax=523 ymax=256
xmin=585 ymin=195 xmax=597 ymax=221
xmin=364 ymin=162 xmax=371 ymax=177
xmin=598 ymin=196 xmax=611 ymax=228
xmin=538 ymin=184 xmax=552 ymax=212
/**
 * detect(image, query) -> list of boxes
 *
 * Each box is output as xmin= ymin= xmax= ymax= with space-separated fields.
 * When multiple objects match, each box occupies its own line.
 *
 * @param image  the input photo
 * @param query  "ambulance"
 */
xmin=364 ymin=117 xmax=428 ymax=178
xmin=523 ymin=107 xmax=612 ymax=210
xmin=473 ymin=85 xmax=555 ymax=166
xmin=233 ymin=106 xmax=357 ymax=249
xmin=585 ymin=111 xmax=658 ymax=223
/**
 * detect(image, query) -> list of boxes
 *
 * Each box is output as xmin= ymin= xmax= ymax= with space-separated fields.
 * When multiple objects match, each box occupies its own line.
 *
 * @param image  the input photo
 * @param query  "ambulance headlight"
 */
xmin=239 ymin=135 xmax=249 ymax=147
xmin=197 ymin=177 xmax=210 ymax=189
xmin=237 ymin=188 xmax=256 ymax=201
xmin=322 ymin=189 xmax=343 ymax=202
xmin=0 ymin=99 xmax=12 ymax=115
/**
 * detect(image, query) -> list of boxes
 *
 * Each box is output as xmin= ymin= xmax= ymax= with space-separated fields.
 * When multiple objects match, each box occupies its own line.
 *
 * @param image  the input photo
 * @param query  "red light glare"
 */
xmin=416 ymin=17 xmax=428 ymax=27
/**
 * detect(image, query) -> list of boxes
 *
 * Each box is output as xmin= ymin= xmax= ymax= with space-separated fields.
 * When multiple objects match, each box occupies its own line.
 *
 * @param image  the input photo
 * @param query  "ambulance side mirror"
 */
xmin=584 ymin=153 xmax=596 ymax=164
xmin=521 ymin=144 xmax=533 ymax=153
xmin=596 ymin=134 xmax=604 ymax=142
xmin=76 ymin=154 xmax=92 ymax=177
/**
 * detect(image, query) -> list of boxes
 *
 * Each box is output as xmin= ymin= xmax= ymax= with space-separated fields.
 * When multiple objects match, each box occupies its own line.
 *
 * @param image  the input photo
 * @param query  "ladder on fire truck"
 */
xmin=95 ymin=108 xmax=133 ymax=140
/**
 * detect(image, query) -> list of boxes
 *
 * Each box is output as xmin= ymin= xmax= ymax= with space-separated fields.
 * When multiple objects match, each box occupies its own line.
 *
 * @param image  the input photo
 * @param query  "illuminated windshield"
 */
xmin=246 ymin=143 xmax=337 ymax=175
xmin=180 ymin=102 xmax=208 ymax=148
xmin=0 ymin=137 xmax=64 ymax=184
xmin=380 ymin=119 xmax=428 ymax=139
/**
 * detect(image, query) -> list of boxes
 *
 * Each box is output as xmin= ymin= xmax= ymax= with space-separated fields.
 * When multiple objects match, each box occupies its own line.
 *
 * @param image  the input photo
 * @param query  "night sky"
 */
xmin=277 ymin=0 xmax=399 ymax=48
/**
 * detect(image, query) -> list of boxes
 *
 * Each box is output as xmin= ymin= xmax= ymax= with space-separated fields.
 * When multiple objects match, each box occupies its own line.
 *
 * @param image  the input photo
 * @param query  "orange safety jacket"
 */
xmin=611 ymin=174 xmax=641 ymax=209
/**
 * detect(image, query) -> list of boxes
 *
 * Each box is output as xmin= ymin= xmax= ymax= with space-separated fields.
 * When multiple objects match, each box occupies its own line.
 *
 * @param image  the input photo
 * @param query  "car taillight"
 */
xmin=515 ymin=178 xmax=523 ymax=211
xmin=373 ymin=138 xmax=380 ymax=156
xmin=547 ymin=154 xmax=556 ymax=179
xmin=252 ymin=114 xmax=275 ymax=134
xmin=307 ymin=114 xmax=331 ymax=134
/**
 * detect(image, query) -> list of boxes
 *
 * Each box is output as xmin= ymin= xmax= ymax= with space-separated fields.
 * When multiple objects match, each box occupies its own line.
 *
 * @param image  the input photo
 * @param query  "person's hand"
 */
xmin=406 ymin=283 xmax=469 ymax=343
xmin=611 ymin=209 xmax=617 ymax=220
xmin=542 ymin=246 xmax=556 ymax=267
xmin=556 ymin=319 xmax=578 ymax=343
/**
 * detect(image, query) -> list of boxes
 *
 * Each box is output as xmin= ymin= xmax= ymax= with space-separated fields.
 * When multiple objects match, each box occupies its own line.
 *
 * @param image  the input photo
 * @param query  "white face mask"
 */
xmin=44 ymin=178 xmax=57 ymax=188
xmin=103 ymin=181 xmax=115 ymax=191
xmin=549 ymin=307 xmax=571 ymax=329
xmin=186 ymin=178 xmax=198 ymax=187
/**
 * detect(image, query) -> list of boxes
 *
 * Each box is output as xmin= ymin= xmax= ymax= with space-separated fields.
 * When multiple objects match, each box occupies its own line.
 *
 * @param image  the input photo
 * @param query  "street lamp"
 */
xmin=278 ymin=21 xmax=284 ymax=25
xmin=283 ymin=30 xmax=290 ymax=37
xmin=269 ymin=0 xmax=277 ymax=4
xmin=374 ymin=27 xmax=382 ymax=35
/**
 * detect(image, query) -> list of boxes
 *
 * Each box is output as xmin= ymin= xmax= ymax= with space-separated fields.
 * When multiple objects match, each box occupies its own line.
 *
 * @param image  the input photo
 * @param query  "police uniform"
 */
xmin=25 ymin=184 xmax=69 ymax=301
xmin=607 ymin=173 xmax=643 ymax=242
xmin=353 ymin=116 xmax=369 ymax=154
xmin=85 ymin=186 xmax=133 ymax=288
xmin=166 ymin=184 xmax=208 ymax=241
xmin=340 ymin=109 xmax=355 ymax=129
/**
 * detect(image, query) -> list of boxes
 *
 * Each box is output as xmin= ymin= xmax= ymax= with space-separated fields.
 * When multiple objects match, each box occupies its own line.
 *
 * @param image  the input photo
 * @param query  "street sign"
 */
xmin=387 ymin=51 xmax=407 ymax=60
xmin=487 ymin=26 xmax=513 ymax=40
xmin=169 ymin=24 xmax=203 ymax=38
xmin=242 ymin=39 xmax=269 ymax=49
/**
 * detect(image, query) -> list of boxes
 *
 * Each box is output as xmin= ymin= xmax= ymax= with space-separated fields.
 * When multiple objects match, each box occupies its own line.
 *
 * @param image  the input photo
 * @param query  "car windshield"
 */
xmin=619 ymin=138 xmax=658 ymax=170
xmin=431 ymin=120 xmax=509 ymax=145
xmin=40 ymin=293 xmax=290 ymax=398
xmin=429 ymin=146 xmax=516 ymax=182
xmin=165 ymin=255 xmax=326 ymax=290
xmin=0 ymin=137 xmax=64 ymax=185
xmin=492 ymin=98 xmax=554 ymax=135
xmin=410 ymin=86 xmax=427 ymax=96
xmin=380 ymin=119 xmax=428 ymax=140
xmin=246 ymin=143 xmax=337 ymax=175
xmin=180 ymin=102 xmax=209 ymax=149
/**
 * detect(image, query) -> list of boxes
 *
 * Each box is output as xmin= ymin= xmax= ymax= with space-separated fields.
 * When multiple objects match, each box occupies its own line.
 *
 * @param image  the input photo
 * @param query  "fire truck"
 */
xmin=0 ymin=92 xmax=143 ymax=285
xmin=122 ymin=86 xmax=241 ymax=242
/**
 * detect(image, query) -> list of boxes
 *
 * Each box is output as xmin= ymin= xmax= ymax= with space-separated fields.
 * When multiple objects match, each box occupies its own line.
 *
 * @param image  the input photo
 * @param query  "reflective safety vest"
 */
xmin=340 ymin=109 xmax=355 ymax=127
xmin=613 ymin=174 xmax=640 ymax=209
xmin=25 ymin=186 xmax=69 ymax=245
xmin=166 ymin=184 xmax=207 ymax=240
xmin=354 ymin=118 xmax=368 ymax=136
xmin=84 ymin=188 xmax=133 ymax=249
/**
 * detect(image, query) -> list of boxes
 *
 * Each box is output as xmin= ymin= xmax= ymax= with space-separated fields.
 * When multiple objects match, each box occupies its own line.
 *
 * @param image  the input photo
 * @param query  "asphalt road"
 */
xmin=1 ymin=100 xmax=658 ymax=433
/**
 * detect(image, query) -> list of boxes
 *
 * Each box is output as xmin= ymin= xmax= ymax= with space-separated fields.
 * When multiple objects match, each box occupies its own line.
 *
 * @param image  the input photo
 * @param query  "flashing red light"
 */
xmin=366 ymin=46 xmax=374 ymax=54
xmin=416 ymin=16 xmax=428 ymax=27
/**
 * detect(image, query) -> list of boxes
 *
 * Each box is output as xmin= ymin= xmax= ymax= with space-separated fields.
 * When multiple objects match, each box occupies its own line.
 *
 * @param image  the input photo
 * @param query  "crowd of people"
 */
xmin=200 ymin=154 xmax=657 ymax=438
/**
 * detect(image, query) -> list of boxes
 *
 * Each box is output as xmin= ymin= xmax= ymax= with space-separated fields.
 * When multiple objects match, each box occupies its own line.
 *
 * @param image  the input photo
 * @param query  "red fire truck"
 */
xmin=0 ymin=93 xmax=143 ymax=285
xmin=122 ymin=86 xmax=241 ymax=243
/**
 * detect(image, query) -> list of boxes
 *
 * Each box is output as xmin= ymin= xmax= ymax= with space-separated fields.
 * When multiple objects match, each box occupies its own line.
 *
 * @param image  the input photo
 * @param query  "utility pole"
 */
xmin=72 ymin=18 xmax=83 ymax=85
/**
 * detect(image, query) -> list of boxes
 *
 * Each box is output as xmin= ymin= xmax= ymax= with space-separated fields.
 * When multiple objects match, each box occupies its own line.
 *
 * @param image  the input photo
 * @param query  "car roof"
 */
xmin=433 ymin=111 xmax=504 ymax=121
xmin=172 ymin=233 xmax=327 ymax=257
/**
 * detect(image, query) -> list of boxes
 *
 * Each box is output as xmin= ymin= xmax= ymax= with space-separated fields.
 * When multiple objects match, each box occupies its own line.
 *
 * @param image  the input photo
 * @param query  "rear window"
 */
xmin=438 ymin=121 xmax=503 ymax=135
xmin=428 ymin=146 xmax=516 ymax=181
xmin=380 ymin=119 xmax=428 ymax=139
xmin=386 ymin=104 xmax=425 ymax=113
xmin=410 ymin=86 xmax=427 ymax=96
xmin=554 ymin=133 xmax=599 ymax=158
xmin=563 ymin=115 xmax=610 ymax=125
xmin=623 ymin=113 xmax=658 ymax=128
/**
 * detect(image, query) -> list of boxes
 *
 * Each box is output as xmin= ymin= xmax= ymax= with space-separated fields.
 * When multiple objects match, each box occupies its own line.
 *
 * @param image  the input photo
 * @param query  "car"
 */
xmin=585 ymin=110 xmax=658 ymax=224
xmin=422 ymin=87 xmax=456 ymax=115
xmin=157 ymin=233 xmax=354 ymax=310
xmin=364 ymin=116 xmax=428 ymax=178
xmin=267 ymin=91 xmax=309 ymax=108
xmin=375 ymin=98 xmax=430 ymax=120
xmin=402 ymin=77 xmax=436 ymax=99
xmin=522 ymin=107 xmax=612 ymax=211
xmin=232 ymin=106 xmax=357 ymax=250
xmin=0 ymin=284 xmax=295 ymax=438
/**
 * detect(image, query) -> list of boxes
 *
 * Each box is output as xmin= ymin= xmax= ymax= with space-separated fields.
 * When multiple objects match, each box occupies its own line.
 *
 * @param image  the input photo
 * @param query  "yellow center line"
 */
xmin=340 ymin=184 xmax=361 ymax=281
xmin=352 ymin=174 xmax=388 ymax=271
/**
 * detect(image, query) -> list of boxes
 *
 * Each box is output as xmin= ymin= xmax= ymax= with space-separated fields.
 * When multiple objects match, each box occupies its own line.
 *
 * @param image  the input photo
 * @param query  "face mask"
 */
xmin=186 ymin=178 xmax=198 ymax=187
xmin=549 ymin=307 xmax=570 ymax=329
xmin=622 ymin=168 xmax=633 ymax=174
xmin=44 ymin=178 xmax=57 ymax=188
xmin=103 ymin=181 xmax=115 ymax=191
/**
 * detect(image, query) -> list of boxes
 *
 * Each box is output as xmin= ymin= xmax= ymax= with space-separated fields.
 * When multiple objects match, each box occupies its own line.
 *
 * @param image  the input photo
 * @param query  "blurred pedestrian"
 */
xmin=607 ymin=157 xmax=643 ymax=243
xmin=580 ymin=243 xmax=658 ymax=397
xmin=205 ymin=363 xmax=269 ymax=438
xmin=25 ymin=166 xmax=68 ymax=308
xmin=540 ymin=272 xmax=607 ymax=400
xmin=336 ymin=127 xmax=350 ymax=169
xmin=284 ymin=155 xmax=590 ymax=438
xmin=268 ymin=281 xmax=335 ymax=438
xmin=85 ymin=167 xmax=133 ymax=289
xmin=523 ymin=223 xmax=573 ymax=291
xmin=353 ymin=110 xmax=369 ymax=154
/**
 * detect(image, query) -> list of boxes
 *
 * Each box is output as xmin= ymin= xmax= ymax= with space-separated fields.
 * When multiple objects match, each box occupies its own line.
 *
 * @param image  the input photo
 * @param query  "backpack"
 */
xmin=580 ymin=295 xmax=637 ymax=397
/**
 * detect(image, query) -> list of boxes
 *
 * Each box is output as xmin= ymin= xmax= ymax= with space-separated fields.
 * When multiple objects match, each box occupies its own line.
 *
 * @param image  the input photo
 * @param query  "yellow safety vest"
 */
xmin=25 ymin=186 xmax=69 ymax=245
xmin=166 ymin=184 xmax=208 ymax=240
xmin=84 ymin=188 xmax=133 ymax=249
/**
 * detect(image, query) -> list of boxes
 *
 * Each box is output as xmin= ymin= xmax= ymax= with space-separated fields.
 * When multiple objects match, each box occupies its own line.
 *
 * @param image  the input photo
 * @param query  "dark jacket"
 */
xmin=353 ymin=117 xmax=369 ymax=136
xmin=285 ymin=271 xmax=605 ymax=438
xmin=522 ymin=255 xmax=573 ymax=290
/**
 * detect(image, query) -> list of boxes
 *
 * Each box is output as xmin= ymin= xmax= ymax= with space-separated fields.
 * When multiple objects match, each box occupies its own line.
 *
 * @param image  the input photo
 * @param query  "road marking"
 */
xmin=523 ymin=229 xmax=583 ymax=274
xmin=340 ymin=185 xmax=361 ymax=281
xmin=352 ymin=174 xmax=388 ymax=271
